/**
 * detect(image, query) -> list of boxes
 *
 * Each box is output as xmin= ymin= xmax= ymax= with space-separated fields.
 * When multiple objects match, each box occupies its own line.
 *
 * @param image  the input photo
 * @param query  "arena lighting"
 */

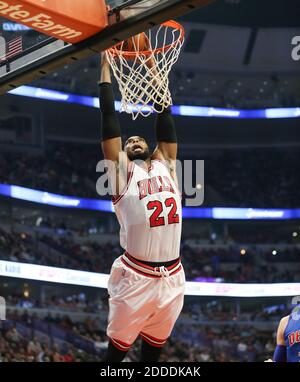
xmin=1 ymin=260 xmax=300 ymax=297
xmin=212 ymin=208 xmax=290 ymax=219
xmin=8 ymin=86 xmax=300 ymax=120
xmin=1 ymin=183 xmax=300 ymax=220
xmin=2 ymin=22 xmax=30 ymax=31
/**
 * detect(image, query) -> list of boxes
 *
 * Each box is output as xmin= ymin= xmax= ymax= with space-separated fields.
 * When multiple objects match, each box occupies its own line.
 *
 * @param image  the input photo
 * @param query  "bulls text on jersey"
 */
xmin=137 ymin=175 xmax=175 ymax=200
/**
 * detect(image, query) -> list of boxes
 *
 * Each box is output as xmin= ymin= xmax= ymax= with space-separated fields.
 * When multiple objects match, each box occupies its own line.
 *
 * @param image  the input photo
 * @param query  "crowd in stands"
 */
xmin=4 ymin=290 xmax=289 ymax=326
xmin=5 ymin=293 xmax=107 ymax=314
xmin=1 ymin=227 xmax=299 ymax=283
xmin=226 ymin=230 xmax=298 ymax=244
xmin=0 ymin=144 xmax=299 ymax=207
xmin=181 ymin=242 xmax=300 ymax=282
xmin=0 ymin=145 xmax=97 ymax=198
xmin=6 ymin=291 xmax=288 ymax=323
xmin=0 ymin=304 xmax=278 ymax=362
xmin=0 ymin=321 xmax=276 ymax=362
xmin=40 ymin=234 xmax=119 ymax=273
xmin=0 ymin=310 xmax=105 ymax=362
xmin=204 ymin=149 xmax=300 ymax=208
xmin=182 ymin=297 xmax=289 ymax=323
xmin=165 ymin=323 xmax=275 ymax=362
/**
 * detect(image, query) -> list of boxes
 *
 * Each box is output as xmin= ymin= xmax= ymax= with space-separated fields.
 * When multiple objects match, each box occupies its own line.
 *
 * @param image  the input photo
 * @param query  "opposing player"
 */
xmin=99 ymin=52 xmax=185 ymax=362
xmin=265 ymin=304 xmax=300 ymax=362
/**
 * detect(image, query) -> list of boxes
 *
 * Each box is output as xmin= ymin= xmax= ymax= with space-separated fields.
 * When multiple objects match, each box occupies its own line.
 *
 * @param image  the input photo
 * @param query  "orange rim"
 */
xmin=108 ymin=20 xmax=184 ymax=58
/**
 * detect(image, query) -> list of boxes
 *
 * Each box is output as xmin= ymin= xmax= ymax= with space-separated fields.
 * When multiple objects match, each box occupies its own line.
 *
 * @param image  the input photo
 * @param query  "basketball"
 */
xmin=123 ymin=32 xmax=148 ymax=54
xmin=1 ymin=0 xmax=299 ymax=369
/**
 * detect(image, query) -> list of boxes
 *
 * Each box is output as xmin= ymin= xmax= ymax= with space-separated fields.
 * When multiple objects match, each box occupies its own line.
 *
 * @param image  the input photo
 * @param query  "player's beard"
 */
xmin=127 ymin=147 xmax=150 ymax=161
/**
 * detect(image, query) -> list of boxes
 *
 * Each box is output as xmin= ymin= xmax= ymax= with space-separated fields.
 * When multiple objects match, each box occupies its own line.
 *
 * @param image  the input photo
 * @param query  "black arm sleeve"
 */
xmin=155 ymin=106 xmax=177 ymax=143
xmin=99 ymin=82 xmax=121 ymax=141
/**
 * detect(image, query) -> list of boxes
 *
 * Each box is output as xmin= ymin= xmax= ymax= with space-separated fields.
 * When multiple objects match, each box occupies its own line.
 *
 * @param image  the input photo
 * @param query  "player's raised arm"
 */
xmin=99 ymin=52 xmax=122 ymax=163
xmin=99 ymin=52 xmax=129 ymax=198
xmin=142 ymin=43 xmax=177 ymax=164
xmin=153 ymin=105 xmax=177 ymax=162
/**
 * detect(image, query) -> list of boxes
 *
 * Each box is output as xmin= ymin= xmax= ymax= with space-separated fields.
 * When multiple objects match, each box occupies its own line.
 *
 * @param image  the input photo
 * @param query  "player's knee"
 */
xmin=140 ymin=336 xmax=166 ymax=362
xmin=102 ymin=338 xmax=132 ymax=362
xmin=140 ymin=332 xmax=168 ymax=348
xmin=140 ymin=333 xmax=168 ymax=362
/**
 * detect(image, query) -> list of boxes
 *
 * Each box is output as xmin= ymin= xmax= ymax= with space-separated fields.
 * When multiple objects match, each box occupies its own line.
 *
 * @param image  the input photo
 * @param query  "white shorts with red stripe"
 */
xmin=107 ymin=253 xmax=185 ymax=349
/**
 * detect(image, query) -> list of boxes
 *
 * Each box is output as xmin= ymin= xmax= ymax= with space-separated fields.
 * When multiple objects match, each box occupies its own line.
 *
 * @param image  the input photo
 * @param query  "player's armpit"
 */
xmin=276 ymin=316 xmax=289 ymax=345
xmin=103 ymin=150 xmax=131 ymax=198
xmin=151 ymin=146 xmax=175 ymax=168
xmin=151 ymin=147 xmax=178 ymax=187
xmin=152 ymin=145 xmax=177 ymax=168
xmin=152 ymin=144 xmax=177 ymax=162
xmin=101 ymin=137 xmax=122 ymax=163
xmin=157 ymin=141 xmax=177 ymax=161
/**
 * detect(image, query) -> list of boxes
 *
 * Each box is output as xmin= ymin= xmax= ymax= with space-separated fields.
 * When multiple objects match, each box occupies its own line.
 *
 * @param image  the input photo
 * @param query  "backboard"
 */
xmin=0 ymin=0 xmax=214 ymax=94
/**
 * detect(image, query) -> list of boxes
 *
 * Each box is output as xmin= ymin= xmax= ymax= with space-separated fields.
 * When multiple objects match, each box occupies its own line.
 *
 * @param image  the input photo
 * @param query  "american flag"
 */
xmin=0 ymin=36 xmax=23 ymax=61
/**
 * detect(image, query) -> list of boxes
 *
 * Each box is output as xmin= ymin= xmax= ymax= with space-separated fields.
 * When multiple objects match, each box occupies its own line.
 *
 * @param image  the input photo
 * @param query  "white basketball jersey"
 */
xmin=113 ymin=159 xmax=182 ymax=262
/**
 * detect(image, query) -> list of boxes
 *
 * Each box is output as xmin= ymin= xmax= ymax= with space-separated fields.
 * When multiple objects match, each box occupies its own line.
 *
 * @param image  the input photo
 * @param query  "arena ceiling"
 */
xmin=181 ymin=0 xmax=300 ymax=28
xmin=0 ymin=0 xmax=299 ymax=109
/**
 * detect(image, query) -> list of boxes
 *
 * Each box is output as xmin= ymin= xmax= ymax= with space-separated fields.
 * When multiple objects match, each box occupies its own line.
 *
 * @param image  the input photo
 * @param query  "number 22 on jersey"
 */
xmin=147 ymin=197 xmax=179 ymax=227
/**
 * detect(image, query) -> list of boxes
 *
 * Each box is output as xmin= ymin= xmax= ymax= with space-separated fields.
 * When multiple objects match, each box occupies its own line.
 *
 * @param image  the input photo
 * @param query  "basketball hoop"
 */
xmin=106 ymin=20 xmax=185 ymax=120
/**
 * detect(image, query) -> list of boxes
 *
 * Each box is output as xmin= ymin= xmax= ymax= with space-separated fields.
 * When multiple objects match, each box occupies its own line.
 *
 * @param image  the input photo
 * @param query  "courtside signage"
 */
xmin=1 ymin=260 xmax=300 ymax=297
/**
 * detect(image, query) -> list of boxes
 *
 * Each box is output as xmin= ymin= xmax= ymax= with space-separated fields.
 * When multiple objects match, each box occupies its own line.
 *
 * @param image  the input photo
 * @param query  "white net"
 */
xmin=106 ymin=21 xmax=184 ymax=120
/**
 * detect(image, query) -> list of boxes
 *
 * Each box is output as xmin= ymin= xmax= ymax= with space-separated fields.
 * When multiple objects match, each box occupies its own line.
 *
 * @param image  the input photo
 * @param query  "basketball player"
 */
xmin=265 ymin=304 xmax=300 ymax=362
xmin=99 ymin=52 xmax=185 ymax=362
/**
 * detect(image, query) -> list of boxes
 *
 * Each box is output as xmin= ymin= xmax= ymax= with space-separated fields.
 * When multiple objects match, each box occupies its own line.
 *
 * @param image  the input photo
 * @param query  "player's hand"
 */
xmin=264 ymin=359 xmax=273 ymax=362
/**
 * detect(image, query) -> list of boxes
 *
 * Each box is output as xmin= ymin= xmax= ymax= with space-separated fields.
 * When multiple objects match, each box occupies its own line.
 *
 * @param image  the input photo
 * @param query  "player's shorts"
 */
xmin=107 ymin=252 xmax=185 ymax=350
